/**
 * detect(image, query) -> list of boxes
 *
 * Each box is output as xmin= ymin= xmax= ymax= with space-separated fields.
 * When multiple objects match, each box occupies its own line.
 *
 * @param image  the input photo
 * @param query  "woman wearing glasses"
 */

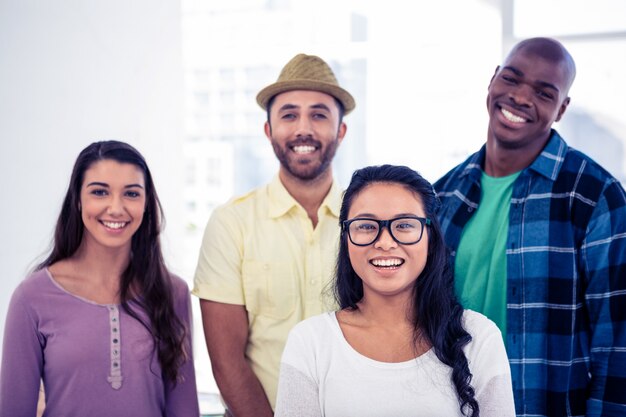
xmin=274 ymin=165 xmax=515 ymax=417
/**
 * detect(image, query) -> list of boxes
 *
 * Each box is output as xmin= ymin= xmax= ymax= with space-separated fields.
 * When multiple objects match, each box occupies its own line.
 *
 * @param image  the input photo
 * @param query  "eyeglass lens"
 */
xmin=348 ymin=218 xmax=424 ymax=245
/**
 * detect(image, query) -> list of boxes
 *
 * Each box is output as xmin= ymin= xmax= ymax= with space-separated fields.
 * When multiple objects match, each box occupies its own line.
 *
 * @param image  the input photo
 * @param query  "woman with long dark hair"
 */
xmin=0 ymin=141 xmax=199 ymax=416
xmin=275 ymin=165 xmax=514 ymax=416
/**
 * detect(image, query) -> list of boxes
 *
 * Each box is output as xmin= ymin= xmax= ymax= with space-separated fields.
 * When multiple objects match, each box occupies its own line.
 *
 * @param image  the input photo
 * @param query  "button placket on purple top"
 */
xmin=107 ymin=305 xmax=123 ymax=389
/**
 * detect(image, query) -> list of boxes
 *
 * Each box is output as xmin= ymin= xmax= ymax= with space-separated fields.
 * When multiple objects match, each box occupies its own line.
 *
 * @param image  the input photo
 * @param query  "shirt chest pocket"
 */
xmin=241 ymin=260 xmax=296 ymax=319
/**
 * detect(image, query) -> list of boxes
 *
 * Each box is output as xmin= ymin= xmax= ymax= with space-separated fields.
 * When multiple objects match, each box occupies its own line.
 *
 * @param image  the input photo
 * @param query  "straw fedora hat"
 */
xmin=256 ymin=53 xmax=355 ymax=115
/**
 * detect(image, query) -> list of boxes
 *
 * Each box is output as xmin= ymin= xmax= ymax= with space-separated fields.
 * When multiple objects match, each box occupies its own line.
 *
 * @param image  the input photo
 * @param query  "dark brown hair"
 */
xmin=39 ymin=140 xmax=186 ymax=383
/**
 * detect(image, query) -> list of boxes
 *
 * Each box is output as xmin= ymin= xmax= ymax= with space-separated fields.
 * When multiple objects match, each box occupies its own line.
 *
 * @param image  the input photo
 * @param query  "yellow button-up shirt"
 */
xmin=192 ymin=175 xmax=341 ymax=408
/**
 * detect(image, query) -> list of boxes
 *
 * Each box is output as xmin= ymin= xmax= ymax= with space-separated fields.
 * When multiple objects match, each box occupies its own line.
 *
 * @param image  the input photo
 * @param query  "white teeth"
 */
xmin=371 ymin=259 xmax=403 ymax=267
xmin=293 ymin=145 xmax=316 ymax=154
xmin=501 ymin=108 xmax=526 ymax=123
xmin=102 ymin=221 xmax=126 ymax=229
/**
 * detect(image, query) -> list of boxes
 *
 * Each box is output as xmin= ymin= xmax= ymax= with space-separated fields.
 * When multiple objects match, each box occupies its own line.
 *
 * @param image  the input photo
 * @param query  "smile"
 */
xmin=500 ymin=107 xmax=527 ymax=123
xmin=100 ymin=220 xmax=128 ymax=230
xmin=370 ymin=258 xmax=404 ymax=268
xmin=292 ymin=145 xmax=317 ymax=154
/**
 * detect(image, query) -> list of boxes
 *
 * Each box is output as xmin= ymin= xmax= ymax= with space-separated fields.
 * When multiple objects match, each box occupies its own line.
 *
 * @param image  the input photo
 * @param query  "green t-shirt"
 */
xmin=454 ymin=171 xmax=520 ymax=341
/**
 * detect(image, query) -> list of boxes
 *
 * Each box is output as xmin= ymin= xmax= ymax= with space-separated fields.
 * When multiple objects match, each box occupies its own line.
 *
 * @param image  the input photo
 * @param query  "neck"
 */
xmin=278 ymin=167 xmax=334 ymax=228
xmin=484 ymin=131 xmax=551 ymax=177
xmin=71 ymin=239 xmax=131 ymax=284
xmin=355 ymin=291 xmax=414 ymax=328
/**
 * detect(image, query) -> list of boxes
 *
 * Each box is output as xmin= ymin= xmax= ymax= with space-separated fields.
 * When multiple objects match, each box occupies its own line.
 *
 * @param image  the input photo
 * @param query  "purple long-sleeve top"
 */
xmin=0 ymin=268 xmax=199 ymax=417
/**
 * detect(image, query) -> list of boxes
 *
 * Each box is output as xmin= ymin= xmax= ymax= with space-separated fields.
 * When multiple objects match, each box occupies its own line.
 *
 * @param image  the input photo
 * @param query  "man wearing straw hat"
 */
xmin=193 ymin=54 xmax=355 ymax=416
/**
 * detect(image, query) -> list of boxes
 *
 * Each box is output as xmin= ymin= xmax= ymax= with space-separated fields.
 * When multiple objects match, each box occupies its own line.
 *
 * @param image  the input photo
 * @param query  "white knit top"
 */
xmin=275 ymin=310 xmax=515 ymax=417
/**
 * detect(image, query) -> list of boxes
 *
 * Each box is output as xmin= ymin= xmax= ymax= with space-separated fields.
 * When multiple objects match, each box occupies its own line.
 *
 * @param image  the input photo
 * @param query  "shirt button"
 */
xmin=310 ymin=280 xmax=317 ymax=285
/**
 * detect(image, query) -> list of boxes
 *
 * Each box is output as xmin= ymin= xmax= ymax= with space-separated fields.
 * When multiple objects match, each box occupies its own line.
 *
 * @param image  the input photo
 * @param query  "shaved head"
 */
xmin=484 ymin=37 xmax=578 ymax=172
xmin=505 ymin=37 xmax=576 ymax=95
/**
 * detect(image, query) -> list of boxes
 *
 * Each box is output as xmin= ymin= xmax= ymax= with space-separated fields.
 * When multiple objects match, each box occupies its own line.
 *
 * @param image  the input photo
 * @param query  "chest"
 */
xmin=319 ymin=357 xmax=462 ymax=417
xmin=38 ymin=302 xmax=157 ymax=380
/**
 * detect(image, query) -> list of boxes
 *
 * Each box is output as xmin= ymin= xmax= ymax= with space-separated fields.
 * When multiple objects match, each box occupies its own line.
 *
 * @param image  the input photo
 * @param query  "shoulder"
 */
xmin=551 ymin=140 xmax=622 ymax=195
xmin=434 ymin=150 xmax=482 ymax=193
xmin=168 ymin=273 xmax=191 ymax=299
xmin=285 ymin=313 xmax=336 ymax=352
xmin=166 ymin=274 xmax=193 ymax=322
xmin=204 ymin=184 xmax=269 ymax=230
xmin=7 ymin=269 xmax=56 ymax=321
xmin=13 ymin=269 xmax=53 ymax=299
xmin=462 ymin=310 xmax=509 ymax=373
xmin=556 ymin=146 xmax=626 ymax=212
xmin=561 ymin=147 xmax=620 ymax=184
xmin=462 ymin=309 xmax=502 ymax=343
xmin=282 ymin=313 xmax=336 ymax=365
xmin=23 ymin=268 xmax=51 ymax=284
xmin=215 ymin=184 xmax=268 ymax=215
xmin=288 ymin=312 xmax=334 ymax=340
xmin=169 ymin=273 xmax=189 ymax=290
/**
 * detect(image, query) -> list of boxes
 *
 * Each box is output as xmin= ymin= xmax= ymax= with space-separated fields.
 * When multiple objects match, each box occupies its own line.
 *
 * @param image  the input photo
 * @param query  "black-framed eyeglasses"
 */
xmin=342 ymin=216 xmax=431 ymax=246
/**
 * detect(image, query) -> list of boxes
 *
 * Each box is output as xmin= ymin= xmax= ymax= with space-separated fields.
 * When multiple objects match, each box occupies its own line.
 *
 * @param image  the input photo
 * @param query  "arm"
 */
xmin=165 ymin=281 xmax=200 ymax=417
xmin=465 ymin=313 xmax=515 ymax=417
xmin=274 ymin=328 xmax=321 ymax=417
xmin=582 ymin=180 xmax=626 ymax=415
xmin=274 ymin=364 xmax=321 ymax=417
xmin=200 ymin=299 xmax=273 ymax=417
xmin=0 ymin=286 xmax=44 ymax=417
xmin=475 ymin=375 xmax=515 ymax=417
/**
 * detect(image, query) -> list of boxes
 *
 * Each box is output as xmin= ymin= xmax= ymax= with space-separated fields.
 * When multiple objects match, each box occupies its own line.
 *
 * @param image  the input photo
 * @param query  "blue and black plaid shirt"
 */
xmin=434 ymin=130 xmax=626 ymax=416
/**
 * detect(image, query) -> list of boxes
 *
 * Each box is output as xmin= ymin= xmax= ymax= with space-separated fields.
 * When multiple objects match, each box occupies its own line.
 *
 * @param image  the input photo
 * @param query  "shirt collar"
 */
xmin=460 ymin=129 xmax=567 ymax=182
xmin=526 ymin=129 xmax=568 ymax=181
xmin=267 ymin=174 xmax=342 ymax=219
xmin=459 ymin=145 xmax=486 ymax=183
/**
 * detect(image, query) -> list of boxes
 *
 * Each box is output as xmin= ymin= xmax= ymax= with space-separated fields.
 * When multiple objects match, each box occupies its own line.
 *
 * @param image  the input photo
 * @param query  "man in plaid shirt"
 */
xmin=434 ymin=37 xmax=626 ymax=416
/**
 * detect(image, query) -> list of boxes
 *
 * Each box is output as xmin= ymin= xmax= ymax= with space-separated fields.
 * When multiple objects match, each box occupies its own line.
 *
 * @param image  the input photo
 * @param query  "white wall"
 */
xmin=0 ymin=0 xmax=185 ymax=349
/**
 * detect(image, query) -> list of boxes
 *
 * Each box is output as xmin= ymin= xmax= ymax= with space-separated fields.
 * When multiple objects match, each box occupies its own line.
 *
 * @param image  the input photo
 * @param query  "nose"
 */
xmin=509 ymin=84 xmax=533 ymax=107
xmin=373 ymin=227 xmax=397 ymax=250
xmin=107 ymin=195 xmax=124 ymax=216
xmin=295 ymin=116 xmax=313 ymax=137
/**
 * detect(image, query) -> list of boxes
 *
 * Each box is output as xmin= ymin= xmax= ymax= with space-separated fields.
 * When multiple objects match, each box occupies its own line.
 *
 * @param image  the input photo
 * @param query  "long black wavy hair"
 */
xmin=335 ymin=164 xmax=479 ymax=417
xmin=38 ymin=140 xmax=186 ymax=383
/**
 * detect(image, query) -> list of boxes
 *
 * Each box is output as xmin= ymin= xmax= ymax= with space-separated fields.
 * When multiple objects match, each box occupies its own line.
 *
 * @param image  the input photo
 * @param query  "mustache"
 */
xmin=287 ymin=136 xmax=322 ymax=148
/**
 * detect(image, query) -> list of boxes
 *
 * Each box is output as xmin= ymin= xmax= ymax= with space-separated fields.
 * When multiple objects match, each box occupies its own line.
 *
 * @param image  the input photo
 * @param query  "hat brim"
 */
xmin=256 ymin=79 xmax=355 ymax=115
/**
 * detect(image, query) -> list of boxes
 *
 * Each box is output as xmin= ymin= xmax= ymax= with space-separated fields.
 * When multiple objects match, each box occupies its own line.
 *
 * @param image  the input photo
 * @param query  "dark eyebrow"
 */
xmin=311 ymin=103 xmax=331 ymax=112
xmin=278 ymin=103 xmax=299 ymax=112
xmin=86 ymin=182 xmax=144 ymax=189
xmin=501 ymin=65 xmax=524 ymax=77
xmin=352 ymin=213 xmax=420 ymax=219
xmin=536 ymin=81 xmax=560 ymax=93
xmin=502 ymin=65 xmax=560 ymax=93
xmin=86 ymin=182 xmax=109 ymax=188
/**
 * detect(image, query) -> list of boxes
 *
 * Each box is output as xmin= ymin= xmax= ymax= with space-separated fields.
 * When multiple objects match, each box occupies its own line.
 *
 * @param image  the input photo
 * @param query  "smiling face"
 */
xmin=346 ymin=182 xmax=429 ymax=301
xmin=79 ymin=159 xmax=146 ymax=252
xmin=265 ymin=90 xmax=346 ymax=182
xmin=486 ymin=41 xmax=573 ymax=154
